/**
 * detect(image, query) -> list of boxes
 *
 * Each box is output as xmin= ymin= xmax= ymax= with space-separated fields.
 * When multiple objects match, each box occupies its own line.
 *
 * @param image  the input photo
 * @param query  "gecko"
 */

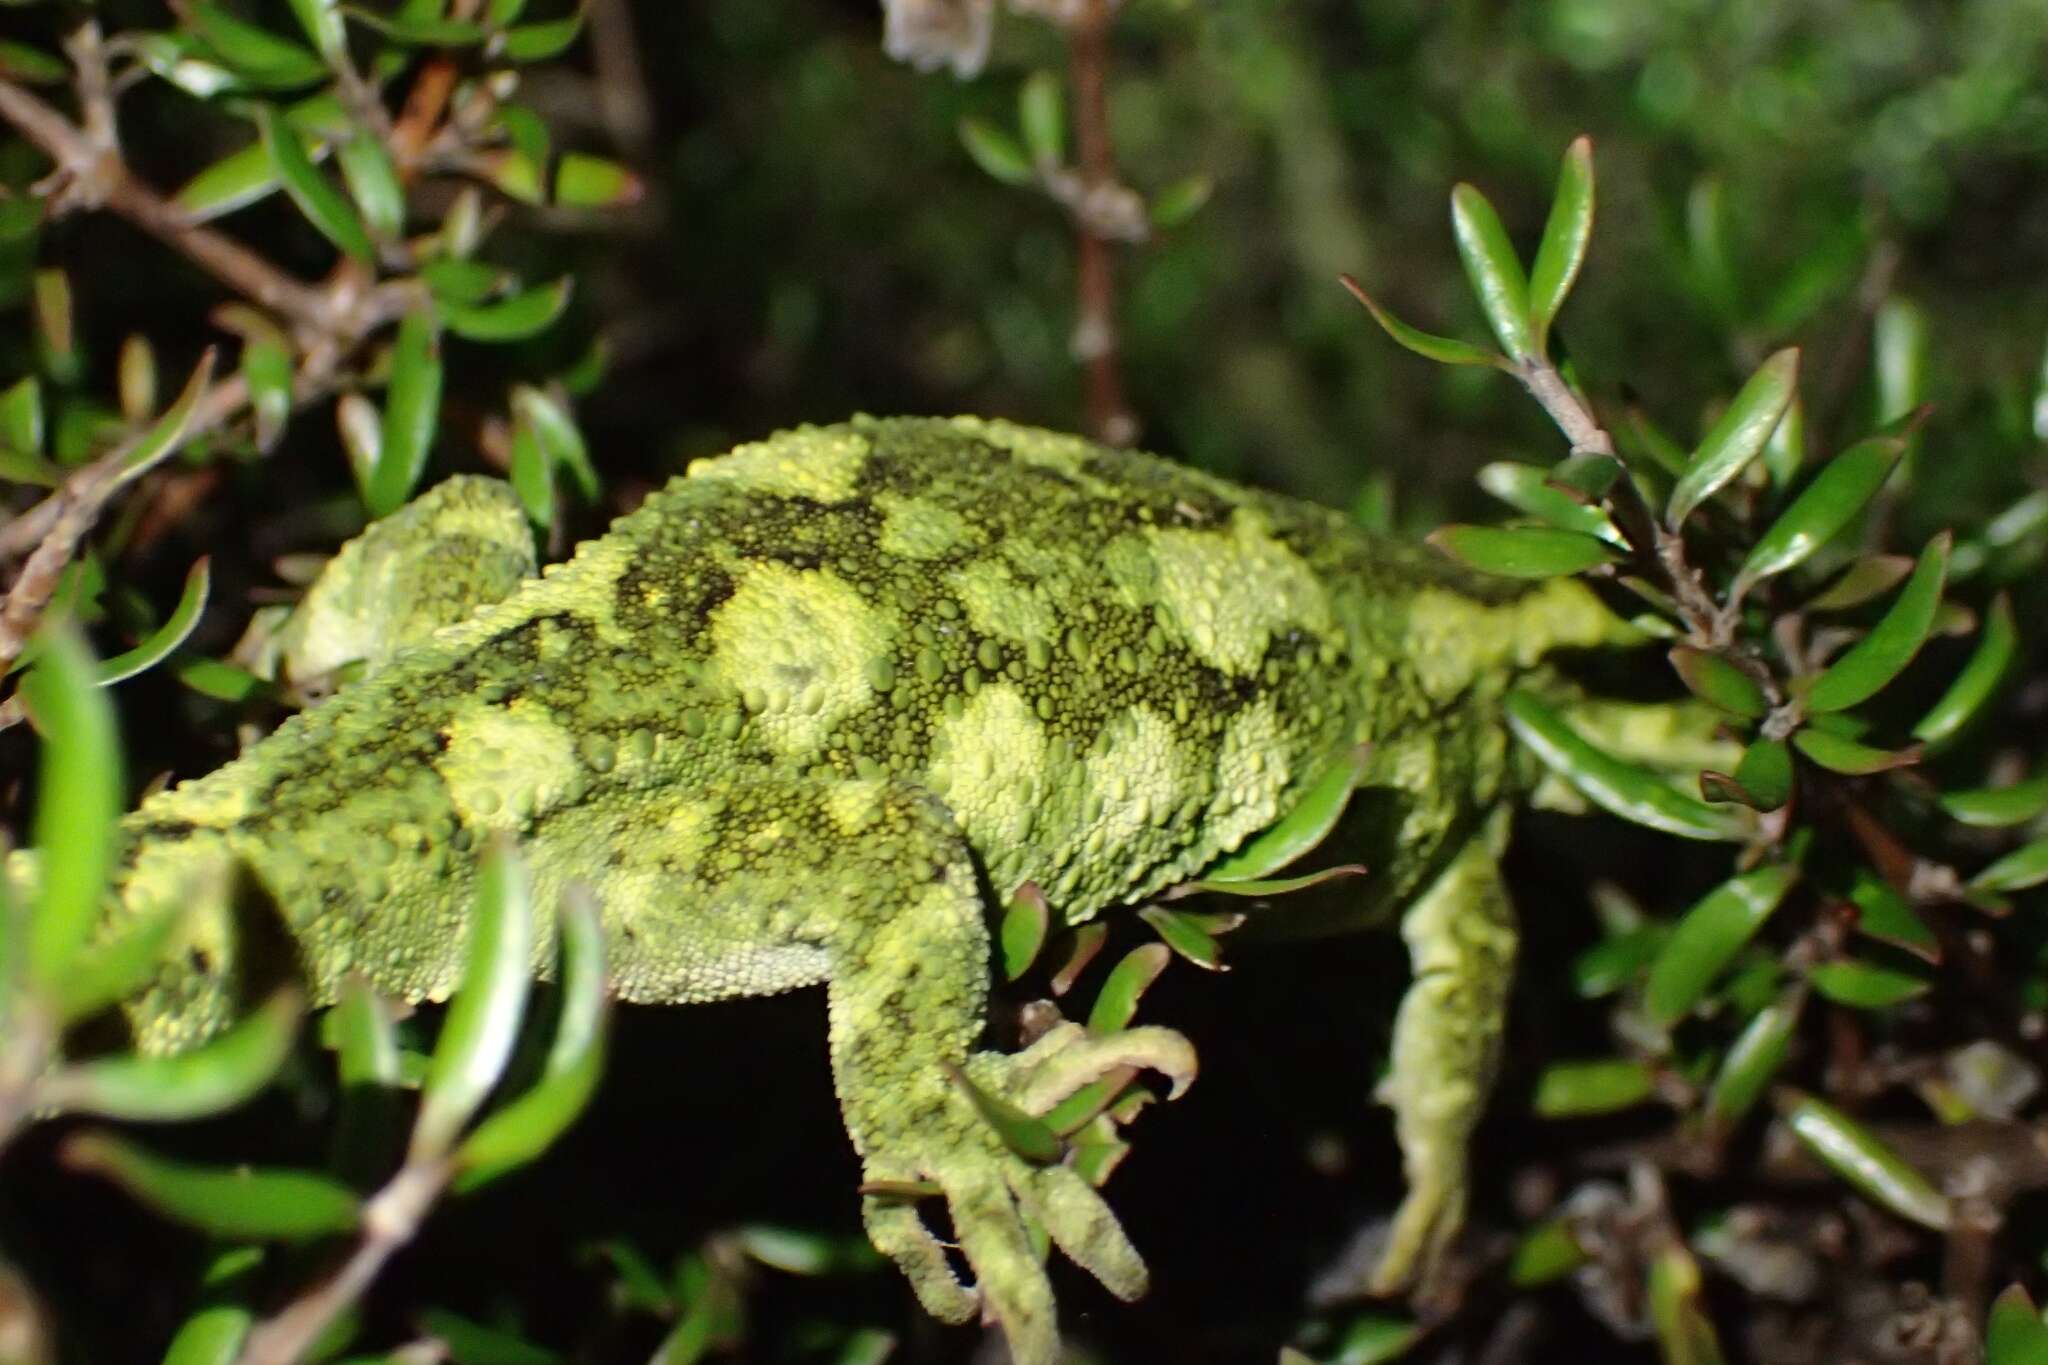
xmin=105 ymin=414 xmax=1643 ymax=1364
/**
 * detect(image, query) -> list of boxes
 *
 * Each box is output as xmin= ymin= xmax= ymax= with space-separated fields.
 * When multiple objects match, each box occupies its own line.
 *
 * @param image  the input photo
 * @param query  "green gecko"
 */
xmin=107 ymin=414 xmax=1639 ymax=1363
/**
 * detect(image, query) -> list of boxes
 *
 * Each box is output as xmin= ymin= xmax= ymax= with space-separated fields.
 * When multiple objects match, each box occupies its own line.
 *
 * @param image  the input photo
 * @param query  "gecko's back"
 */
xmin=117 ymin=415 xmax=1612 ymax=1048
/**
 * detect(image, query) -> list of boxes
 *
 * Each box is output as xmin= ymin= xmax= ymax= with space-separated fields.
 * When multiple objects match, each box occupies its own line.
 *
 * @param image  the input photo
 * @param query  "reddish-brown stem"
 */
xmin=1067 ymin=0 xmax=1135 ymax=446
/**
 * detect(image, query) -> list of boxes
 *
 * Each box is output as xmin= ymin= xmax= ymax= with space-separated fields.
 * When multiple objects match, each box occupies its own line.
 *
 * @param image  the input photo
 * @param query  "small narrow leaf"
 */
xmin=97 ymin=558 xmax=210 ymax=686
xmin=1339 ymin=275 xmax=1507 ymax=368
xmin=411 ymin=844 xmax=535 ymax=1158
xmin=1668 ymin=646 xmax=1766 ymax=718
xmin=1704 ymin=994 xmax=1800 ymax=1130
xmin=163 ymin=1306 xmax=254 ymax=1365
xmin=1804 ymin=533 xmax=1951 ymax=713
xmin=1505 ymin=691 xmax=1745 ymax=841
xmin=286 ymin=0 xmax=347 ymax=59
xmin=441 ymin=278 xmax=572 ymax=342
xmin=1971 ymin=839 xmax=2048 ymax=894
xmin=1792 ymin=728 xmax=1922 ymax=776
xmin=1849 ymin=871 xmax=1939 ymax=960
xmin=958 ymin=117 xmax=1034 ymax=186
xmin=1776 ymin=1088 xmax=1951 ymax=1230
xmin=511 ymin=386 xmax=598 ymax=498
xmin=1531 ymin=1057 xmax=1655 ymax=1116
xmin=1730 ymin=738 xmax=1793 ymax=810
xmin=1149 ymin=174 xmax=1213 ymax=230
xmin=453 ymin=886 xmax=611 ymax=1190
xmin=1808 ymin=959 xmax=1930 ymax=1009
xmin=0 ymin=376 xmax=43 ymax=455
xmin=21 ymin=626 xmax=121 ymax=988
xmin=1736 ymin=436 xmax=1906 ymax=590
xmin=1941 ymin=774 xmax=2048 ymax=828
xmin=1666 ymin=347 xmax=1800 ymax=529
xmin=191 ymin=4 xmax=327 ymax=87
xmin=1644 ymin=864 xmax=1799 ymax=1027
xmin=1449 ymin=183 xmax=1535 ymax=361
xmin=1138 ymin=905 xmax=1226 ymax=970
xmin=1807 ymin=555 xmax=1913 ymax=613
xmin=1912 ymin=593 xmax=2016 ymax=748
xmin=117 ymin=349 xmax=218 ymax=485
xmin=1427 ymin=524 xmax=1618 ymax=578
xmin=1018 ymin=70 xmax=1064 ymax=166
xmin=552 ymin=153 xmax=642 ymax=208
xmin=257 ymin=104 xmax=374 ymax=262
xmin=63 ymin=1133 xmax=360 ymax=1241
xmin=999 ymin=883 xmax=1050 ymax=981
xmin=1477 ymin=461 xmax=1620 ymax=541
xmin=1049 ymin=922 xmax=1107 ymax=997
xmin=337 ymin=132 xmax=405 ymax=240
xmin=1985 ymin=1285 xmax=2048 ymax=1364
xmin=366 ymin=311 xmax=443 ymax=518
xmin=502 ymin=7 xmax=587 ymax=62
xmin=1763 ymin=394 xmax=1806 ymax=488
xmin=1648 ymin=1241 xmax=1730 ymax=1365
xmin=1202 ymin=744 xmax=1368 ymax=882
xmin=1528 ymin=135 xmax=1594 ymax=349
xmin=1507 ymin=1217 xmax=1589 ymax=1288
xmin=945 ymin=1064 xmax=1061 ymax=1165
xmin=56 ymin=904 xmax=180 ymax=1025
xmin=1872 ymin=296 xmax=1928 ymax=426
xmin=38 ymin=991 xmax=302 ymax=1120
xmin=1087 ymin=944 xmax=1170 ymax=1034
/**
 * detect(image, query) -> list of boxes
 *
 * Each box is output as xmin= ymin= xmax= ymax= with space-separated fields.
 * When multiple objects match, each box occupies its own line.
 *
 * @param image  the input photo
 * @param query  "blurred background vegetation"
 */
xmin=3 ymin=1 xmax=2048 ymax=1362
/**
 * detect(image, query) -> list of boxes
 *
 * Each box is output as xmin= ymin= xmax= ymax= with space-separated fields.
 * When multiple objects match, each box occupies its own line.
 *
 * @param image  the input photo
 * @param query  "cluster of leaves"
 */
xmin=1330 ymin=136 xmax=2048 ymax=1364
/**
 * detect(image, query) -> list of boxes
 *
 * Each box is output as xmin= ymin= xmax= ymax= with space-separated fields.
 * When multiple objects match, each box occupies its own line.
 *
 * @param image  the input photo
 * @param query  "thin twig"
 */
xmin=1066 ymin=0 xmax=1136 ymax=447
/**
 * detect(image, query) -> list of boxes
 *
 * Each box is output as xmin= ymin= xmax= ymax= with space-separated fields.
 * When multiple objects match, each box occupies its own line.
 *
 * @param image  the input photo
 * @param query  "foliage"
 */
xmin=0 ymin=1 xmax=2045 ymax=1362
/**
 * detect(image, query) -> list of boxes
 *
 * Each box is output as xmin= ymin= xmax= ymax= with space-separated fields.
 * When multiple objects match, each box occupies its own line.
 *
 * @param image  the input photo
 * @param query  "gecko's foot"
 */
xmin=857 ymin=1024 xmax=1196 ymax=1365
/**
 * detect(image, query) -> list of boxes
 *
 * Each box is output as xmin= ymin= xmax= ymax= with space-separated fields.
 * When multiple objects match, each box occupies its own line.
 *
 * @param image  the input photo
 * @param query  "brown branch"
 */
xmin=1067 ymin=0 xmax=1136 ymax=447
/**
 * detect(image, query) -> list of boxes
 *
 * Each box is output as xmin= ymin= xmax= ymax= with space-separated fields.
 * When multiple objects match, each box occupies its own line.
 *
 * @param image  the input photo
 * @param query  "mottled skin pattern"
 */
xmin=112 ymin=415 xmax=1632 ymax=1364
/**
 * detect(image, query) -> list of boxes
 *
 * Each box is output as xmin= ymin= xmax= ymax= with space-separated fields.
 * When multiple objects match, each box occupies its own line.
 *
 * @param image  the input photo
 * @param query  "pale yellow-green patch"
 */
xmin=135 ymin=765 xmax=257 ymax=828
xmin=707 ymin=562 xmax=895 ymax=758
xmin=953 ymin=415 xmax=1097 ymax=482
xmin=1147 ymin=508 xmax=1334 ymax=676
xmin=1082 ymin=704 xmax=1199 ymax=857
xmin=823 ymin=779 xmax=890 ymax=836
xmin=1099 ymin=534 xmax=1159 ymax=609
xmin=946 ymin=559 xmax=1058 ymax=646
xmin=685 ymin=425 xmax=870 ymax=503
xmin=876 ymin=492 xmax=971 ymax=560
xmin=1205 ymin=697 xmax=1293 ymax=854
xmin=927 ymin=685 xmax=1048 ymax=867
xmin=1404 ymin=579 xmax=1636 ymax=703
xmin=437 ymin=699 xmax=579 ymax=831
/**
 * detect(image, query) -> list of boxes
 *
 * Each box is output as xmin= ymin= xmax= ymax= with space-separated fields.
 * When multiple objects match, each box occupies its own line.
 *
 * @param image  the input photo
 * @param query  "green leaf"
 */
xmin=55 ymin=903 xmax=179 ymax=1026
xmin=1971 ymin=839 xmax=2048 ymax=894
xmin=191 ymin=4 xmax=327 ymax=87
xmin=493 ymin=104 xmax=551 ymax=180
xmin=1528 ymin=135 xmax=1594 ymax=349
xmin=175 ymin=142 xmax=285 ymax=222
xmin=1138 ymin=904 xmax=1226 ymax=970
xmin=286 ymin=0 xmax=347 ymax=59
xmin=1912 ymin=594 xmax=2016 ymax=748
xmin=1872 ymin=296 xmax=1928 ymax=426
xmin=1725 ymin=738 xmax=1793 ymax=811
xmin=509 ymin=416 xmax=554 ymax=526
xmin=502 ymin=7 xmax=587 ymax=63
xmin=337 ymin=132 xmax=404 ymax=240
xmin=1643 ymin=864 xmax=1798 ymax=1028
xmin=411 ymin=843 xmax=535 ymax=1158
xmin=243 ymin=337 xmax=293 ymax=451
xmin=63 ymin=1133 xmax=359 ymax=1240
xmin=1985 ymin=1285 xmax=2048 ymax=1365
xmin=1149 ymin=174 xmax=1213 ymax=230
xmin=1531 ymin=1057 xmax=1655 ymax=1116
xmin=945 ymin=1063 xmax=1061 ymax=1165
xmin=1704 ymin=994 xmax=1800 ymax=1130
xmin=1449 ymin=183 xmax=1534 ymax=362
xmin=174 ymin=655 xmax=271 ymax=704
xmin=1426 ymin=523 xmax=1618 ymax=578
xmin=510 ymin=386 xmax=597 ymax=499
xmin=0 ymin=39 xmax=68 ymax=84
xmin=1666 ymin=347 xmax=1800 ymax=529
xmin=345 ymin=9 xmax=487 ymax=44
xmin=441 ymin=278 xmax=573 ymax=342
xmin=1775 ymin=1088 xmax=1951 ymax=1230
xmin=1848 ymin=871 xmax=1938 ymax=960
xmin=328 ymin=977 xmax=403 ymax=1187
xmin=1792 ymin=727 xmax=1921 ymax=776
xmin=21 ymin=625 xmax=121 ymax=988
xmin=1735 ymin=436 xmax=1906 ymax=590
xmin=336 ymin=391 xmax=382 ymax=496
xmin=998 ymin=883 xmax=1049 ymax=981
xmin=416 ymin=1310 xmax=563 ymax=1365
xmin=257 ymin=103 xmax=374 ymax=262
xmin=454 ymin=886 xmax=611 ymax=1190
xmin=163 ymin=1306 xmax=255 ymax=1365
xmin=1803 ymin=532 xmax=1951 ymax=713
xmin=421 ymin=257 xmax=509 ymax=304
xmin=1940 ymin=774 xmax=2048 ymax=828
xmin=1504 ymin=691 xmax=1745 ymax=841
xmin=1018 ymin=70 xmax=1064 ymax=166
xmin=1647 ymin=1241 xmax=1729 ymax=1365
xmin=1667 ymin=646 xmax=1766 ymax=718
xmin=1807 ymin=959 xmax=1930 ymax=1009
xmin=552 ymin=153 xmax=642 ymax=208
xmin=1476 ymin=461 xmax=1620 ymax=542
xmin=117 ymin=348 xmax=217 ymax=486
xmin=366 ymin=310 xmax=443 ymax=518
xmin=1087 ymin=944 xmax=1170 ymax=1034
xmin=1806 ymin=554 xmax=1912 ymax=613
xmin=38 ymin=990 xmax=302 ymax=1120
xmin=1202 ymin=744 xmax=1368 ymax=882
xmin=1763 ymin=393 xmax=1807 ymax=488
xmin=1571 ymin=925 xmax=1664 ymax=998
xmin=1338 ymin=274 xmax=1507 ymax=368
xmin=97 ymin=558 xmax=210 ymax=686
xmin=1507 ymin=1216 xmax=1589 ymax=1287
xmin=0 ymin=375 xmax=42 ymax=455
xmin=958 ymin=117 xmax=1034 ymax=186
